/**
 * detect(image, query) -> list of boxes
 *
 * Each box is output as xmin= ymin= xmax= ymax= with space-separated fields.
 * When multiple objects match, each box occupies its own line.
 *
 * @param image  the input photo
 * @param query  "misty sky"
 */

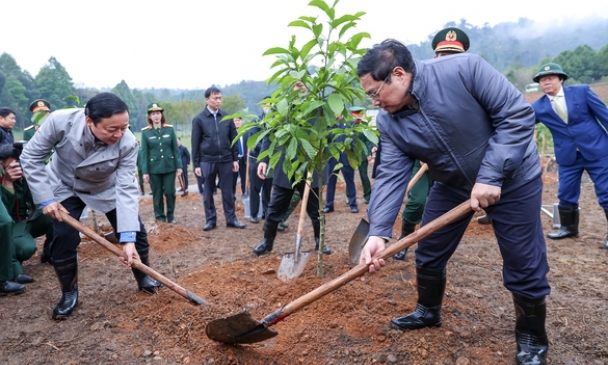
xmin=2 ymin=0 xmax=606 ymax=90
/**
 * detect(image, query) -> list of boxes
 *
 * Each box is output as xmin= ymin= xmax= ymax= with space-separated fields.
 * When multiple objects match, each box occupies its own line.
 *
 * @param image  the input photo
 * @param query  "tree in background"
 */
xmin=0 ymin=53 xmax=42 ymax=128
xmin=111 ymin=80 xmax=139 ymax=129
xmin=35 ymin=57 xmax=76 ymax=110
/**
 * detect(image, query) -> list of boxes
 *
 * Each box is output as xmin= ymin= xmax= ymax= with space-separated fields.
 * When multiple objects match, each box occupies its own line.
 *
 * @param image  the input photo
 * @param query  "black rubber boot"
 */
xmin=132 ymin=251 xmax=163 ymax=293
xmin=314 ymin=238 xmax=332 ymax=255
xmin=547 ymin=205 xmax=579 ymax=239
xmin=390 ymin=267 xmax=446 ymax=330
xmin=513 ymin=294 xmax=548 ymax=365
xmin=604 ymin=209 xmax=608 ymax=249
xmin=52 ymin=257 xmax=78 ymax=320
xmin=253 ymin=238 xmax=275 ymax=256
xmin=393 ymin=221 xmax=416 ymax=260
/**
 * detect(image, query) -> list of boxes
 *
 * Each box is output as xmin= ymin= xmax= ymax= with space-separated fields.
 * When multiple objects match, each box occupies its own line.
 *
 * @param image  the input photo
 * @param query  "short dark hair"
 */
xmin=0 ymin=107 xmax=16 ymax=118
xmin=85 ymin=92 xmax=129 ymax=125
xmin=357 ymin=39 xmax=416 ymax=82
xmin=205 ymin=86 xmax=222 ymax=98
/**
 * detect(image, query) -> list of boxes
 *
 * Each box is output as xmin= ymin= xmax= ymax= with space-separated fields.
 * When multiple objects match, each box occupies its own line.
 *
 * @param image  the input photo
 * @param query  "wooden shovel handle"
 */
xmin=296 ymin=181 xmax=312 ymax=237
xmin=264 ymin=200 xmax=472 ymax=326
xmin=406 ymin=162 xmax=428 ymax=196
xmin=58 ymin=210 xmax=208 ymax=306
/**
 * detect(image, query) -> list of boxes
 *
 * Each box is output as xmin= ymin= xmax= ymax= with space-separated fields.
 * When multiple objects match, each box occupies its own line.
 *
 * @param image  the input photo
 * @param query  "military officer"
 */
xmin=140 ymin=103 xmax=182 ymax=223
xmin=0 ymin=143 xmax=54 ymax=283
xmin=24 ymin=99 xmax=52 ymax=141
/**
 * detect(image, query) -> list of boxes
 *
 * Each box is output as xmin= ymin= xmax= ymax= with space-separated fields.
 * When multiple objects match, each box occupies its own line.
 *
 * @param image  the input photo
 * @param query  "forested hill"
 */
xmin=407 ymin=17 xmax=608 ymax=70
xmin=1 ymin=17 xmax=607 ymax=131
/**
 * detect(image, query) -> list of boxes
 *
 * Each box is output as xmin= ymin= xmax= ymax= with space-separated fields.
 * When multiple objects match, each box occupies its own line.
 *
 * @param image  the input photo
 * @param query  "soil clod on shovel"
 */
xmin=206 ymin=200 xmax=473 ymax=344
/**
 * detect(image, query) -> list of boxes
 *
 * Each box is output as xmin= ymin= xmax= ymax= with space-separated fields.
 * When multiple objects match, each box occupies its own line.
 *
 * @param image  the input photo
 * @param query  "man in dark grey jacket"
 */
xmin=191 ymin=87 xmax=245 ymax=231
xmin=357 ymin=40 xmax=550 ymax=365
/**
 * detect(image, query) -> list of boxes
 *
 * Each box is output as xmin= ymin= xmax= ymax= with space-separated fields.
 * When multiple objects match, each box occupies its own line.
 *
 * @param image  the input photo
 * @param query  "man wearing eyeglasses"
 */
xmin=357 ymin=40 xmax=550 ymax=365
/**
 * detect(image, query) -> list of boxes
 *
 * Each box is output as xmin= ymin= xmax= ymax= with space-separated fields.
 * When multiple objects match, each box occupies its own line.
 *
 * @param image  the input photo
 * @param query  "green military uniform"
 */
xmin=140 ymin=103 xmax=181 ymax=222
xmin=24 ymin=99 xmax=51 ymax=141
xmin=0 ymin=199 xmax=15 ymax=283
xmin=1 ymin=178 xmax=54 ymax=277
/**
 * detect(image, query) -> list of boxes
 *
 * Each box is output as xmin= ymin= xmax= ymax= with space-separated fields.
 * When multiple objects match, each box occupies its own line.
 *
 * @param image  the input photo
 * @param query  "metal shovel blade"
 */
xmin=242 ymin=193 xmax=251 ymax=218
xmin=205 ymin=310 xmax=278 ymax=344
xmin=277 ymin=235 xmax=312 ymax=282
xmin=348 ymin=218 xmax=369 ymax=264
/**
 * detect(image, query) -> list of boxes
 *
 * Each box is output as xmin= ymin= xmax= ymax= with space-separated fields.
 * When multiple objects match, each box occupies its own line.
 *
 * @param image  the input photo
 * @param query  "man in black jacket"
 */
xmin=191 ymin=87 xmax=245 ymax=231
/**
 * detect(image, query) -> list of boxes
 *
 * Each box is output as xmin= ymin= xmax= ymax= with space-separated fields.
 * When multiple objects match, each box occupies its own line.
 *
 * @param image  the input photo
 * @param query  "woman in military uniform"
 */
xmin=140 ymin=103 xmax=182 ymax=223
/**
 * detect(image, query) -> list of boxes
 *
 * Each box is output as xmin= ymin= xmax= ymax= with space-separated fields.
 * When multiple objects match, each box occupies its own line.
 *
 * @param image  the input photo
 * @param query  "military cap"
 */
xmin=349 ymin=106 xmax=366 ymax=117
xmin=532 ymin=63 xmax=569 ymax=83
xmin=432 ymin=27 xmax=470 ymax=53
xmin=147 ymin=102 xmax=164 ymax=112
xmin=29 ymin=99 xmax=51 ymax=113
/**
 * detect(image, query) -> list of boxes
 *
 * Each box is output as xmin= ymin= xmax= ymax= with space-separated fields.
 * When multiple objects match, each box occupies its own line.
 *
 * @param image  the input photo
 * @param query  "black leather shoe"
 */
xmin=393 ymin=249 xmax=408 ymax=260
xmin=250 ymin=217 xmax=259 ymax=223
xmin=323 ymin=207 xmax=334 ymax=213
xmin=203 ymin=222 xmax=217 ymax=231
xmin=0 ymin=281 xmax=25 ymax=295
xmin=364 ymin=199 xmax=370 ymax=204
xmin=40 ymin=254 xmax=53 ymax=264
xmin=277 ymin=222 xmax=287 ymax=232
xmin=253 ymin=238 xmax=274 ymax=256
xmin=227 ymin=220 xmax=246 ymax=229
xmin=351 ymin=207 xmax=359 ymax=213
xmin=14 ymin=273 xmax=35 ymax=284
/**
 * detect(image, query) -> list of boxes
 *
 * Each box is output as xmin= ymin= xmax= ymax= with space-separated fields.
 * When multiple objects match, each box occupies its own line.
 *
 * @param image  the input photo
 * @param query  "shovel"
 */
xmin=59 ymin=210 xmax=209 ymax=306
xmin=178 ymin=174 xmax=188 ymax=197
xmin=242 ymin=153 xmax=252 ymax=218
xmin=348 ymin=162 xmax=429 ymax=264
xmin=206 ymin=200 xmax=473 ymax=344
xmin=277 ymin=181 xmax=313 ymax=282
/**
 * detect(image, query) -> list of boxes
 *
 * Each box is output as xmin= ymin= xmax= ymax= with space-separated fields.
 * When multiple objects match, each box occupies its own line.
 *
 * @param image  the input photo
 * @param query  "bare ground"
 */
xmin=1 ymin=163 xmax=608 ymax=365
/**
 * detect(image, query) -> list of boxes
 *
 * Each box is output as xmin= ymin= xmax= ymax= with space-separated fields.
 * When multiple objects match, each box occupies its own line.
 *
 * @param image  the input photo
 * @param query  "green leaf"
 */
xmin=288 ymin=20 xmax=311 ymax=29
xmin=338 ymin=22 xmax=356 ymax=38
xmin=276 ymin=98 xmax=289 ymax=117
xmin=312 ymin=23 xmax=323 ymax=39
xmin=327 ymin=93 xmax=344 ymax=115
xmin=263 ymin=47 xmax=291 ymax=56
xmin=303 ymin=100 xmax=326 ymax=116
xmin=300 ymin=39 xmax=318 ymax=60
xmin=286 ymin=136 xmax=298 ymax=158
xmin=363 ymin=128 xmax=379 ymax=145
xmin=299 ymin=138 xmax=317 ymax=159
xmin=309 ymin=0 xmax=334 ymax=20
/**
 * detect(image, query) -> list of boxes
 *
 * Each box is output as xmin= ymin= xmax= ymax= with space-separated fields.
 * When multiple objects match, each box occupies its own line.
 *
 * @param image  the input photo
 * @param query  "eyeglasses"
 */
xmin=368 ymin=73 xmax=391 ymax=100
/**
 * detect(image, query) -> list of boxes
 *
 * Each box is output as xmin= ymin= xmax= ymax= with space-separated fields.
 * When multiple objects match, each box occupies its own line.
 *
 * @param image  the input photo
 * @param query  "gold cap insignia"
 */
xmin=38 ymin=101 xmax=45 ymax=107
xmin=446 ymin=30 xmax=457 ymax=42
xmin=544 ymin=66 xmax=550 ymax=71
xmin=153 ymin=103 xmax=158 ymax=108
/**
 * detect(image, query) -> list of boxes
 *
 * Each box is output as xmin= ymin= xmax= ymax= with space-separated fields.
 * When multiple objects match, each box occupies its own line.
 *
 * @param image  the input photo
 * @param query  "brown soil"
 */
xmin=2 ymin=163 xmax=608 ymax=365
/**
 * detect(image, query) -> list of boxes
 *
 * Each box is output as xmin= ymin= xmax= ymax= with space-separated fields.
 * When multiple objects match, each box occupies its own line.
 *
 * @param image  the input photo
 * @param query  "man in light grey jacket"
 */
xmin=21 ymin=93 xmax=162 ymax=320
xmin=357 ymin=40 xmax=549 ymax=365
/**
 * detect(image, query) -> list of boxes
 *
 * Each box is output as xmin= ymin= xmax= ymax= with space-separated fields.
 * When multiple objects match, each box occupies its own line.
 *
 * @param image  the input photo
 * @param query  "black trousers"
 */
xmin=200 ymin=161 xmax=236 ymax=224
xmin=265 ymin=182 xmax=320 ymax=238
xmin=49 ymin=196 xmax=150 ymax=262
